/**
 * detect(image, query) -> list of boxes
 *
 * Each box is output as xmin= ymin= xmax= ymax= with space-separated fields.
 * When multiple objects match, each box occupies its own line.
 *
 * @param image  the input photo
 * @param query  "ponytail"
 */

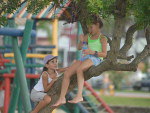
xmin=39 ymin=67 xmax=48 ymax=77
xmin=42 ymin=67 xmax=48 ymax=72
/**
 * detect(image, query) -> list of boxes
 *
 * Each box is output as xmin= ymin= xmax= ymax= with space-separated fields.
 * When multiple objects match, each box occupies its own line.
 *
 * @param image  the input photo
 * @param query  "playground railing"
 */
xmin=3 ymin=73 xmax=40 ymax=113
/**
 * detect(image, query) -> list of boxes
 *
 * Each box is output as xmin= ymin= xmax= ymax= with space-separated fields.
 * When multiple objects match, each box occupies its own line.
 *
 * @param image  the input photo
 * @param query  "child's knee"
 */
xmin=44 ymin=96 xmax=51 ymax=104
xmin=64 ymin=71 xmax=71 ymax=78
xmin=76 ymin=68 xmax=83 ymax=73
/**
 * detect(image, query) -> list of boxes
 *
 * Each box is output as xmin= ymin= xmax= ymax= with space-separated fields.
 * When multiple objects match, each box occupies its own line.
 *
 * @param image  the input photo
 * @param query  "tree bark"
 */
xmin=108 ymin=17 xmax=125 ymax=62
xmin=119 ymin=24 xmax=139 ymax=55
xmin=108 ymin=0 xmax=127 ymax=63
xmin=145 ymin=26 xmax=150 ymax=44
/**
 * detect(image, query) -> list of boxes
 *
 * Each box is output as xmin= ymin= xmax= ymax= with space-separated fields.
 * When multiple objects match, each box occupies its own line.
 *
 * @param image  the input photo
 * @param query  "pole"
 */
xmin=3 ymin=78 xmax=10 ymax=113
xmin=52 ymin=19 xmax=58 ymax=56
xmin=8 ymin=19 xmax=34 ymax=113
xmin=12 ymin=36 xmax=32 ymax=112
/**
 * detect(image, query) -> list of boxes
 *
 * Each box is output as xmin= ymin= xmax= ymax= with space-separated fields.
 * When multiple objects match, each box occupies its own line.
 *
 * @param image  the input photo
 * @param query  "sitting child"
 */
xmin=30 ymin=55 xmax=67 ymax=113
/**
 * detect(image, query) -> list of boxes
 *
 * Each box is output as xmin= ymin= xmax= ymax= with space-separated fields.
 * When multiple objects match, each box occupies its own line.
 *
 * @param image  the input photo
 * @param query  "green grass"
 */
xmin=100 ymin=95 xmax=150 ymax=108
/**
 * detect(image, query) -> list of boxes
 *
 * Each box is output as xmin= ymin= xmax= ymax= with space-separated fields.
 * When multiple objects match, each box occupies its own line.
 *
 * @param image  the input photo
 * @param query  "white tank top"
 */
xmin=34 ymin=71 xmax=58 ymax=91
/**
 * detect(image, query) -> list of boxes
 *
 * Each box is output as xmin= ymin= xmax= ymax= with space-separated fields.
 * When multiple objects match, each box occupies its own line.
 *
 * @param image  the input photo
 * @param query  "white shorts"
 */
xmin=0 ymin=90 xmax=4 ymax=107
xmin=30 ymin=89 xmax=46 ymax=102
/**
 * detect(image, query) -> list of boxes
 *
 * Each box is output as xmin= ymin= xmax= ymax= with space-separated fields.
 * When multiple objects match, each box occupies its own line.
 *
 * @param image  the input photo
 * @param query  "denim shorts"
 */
xmin=79 ymin=55 xmax=102 ymax=66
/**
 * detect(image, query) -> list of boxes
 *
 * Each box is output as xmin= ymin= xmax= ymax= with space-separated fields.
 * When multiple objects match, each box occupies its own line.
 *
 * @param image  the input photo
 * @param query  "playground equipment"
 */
xmin=0 ymin=54 xmax=10 ymax=73
xmin=0 ymin=19 xmax=36 ymax=113
xmin=3 ymin=73 xmax=40 ymax=113
xmin=4 ymin=53 xmax=48 ymax=58
xmin=0 ymin=1 xmax=69 ymax=112
xmin=0 ymin=0 xmax=71 ymax=111
xmin=0 ymin=28 xmax=36 ymax=37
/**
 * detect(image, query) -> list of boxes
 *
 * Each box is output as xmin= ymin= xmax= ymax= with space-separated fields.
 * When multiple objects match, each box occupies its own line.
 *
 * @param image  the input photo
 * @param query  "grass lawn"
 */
xmin=100 ymin=95 xmax=150 ymax=108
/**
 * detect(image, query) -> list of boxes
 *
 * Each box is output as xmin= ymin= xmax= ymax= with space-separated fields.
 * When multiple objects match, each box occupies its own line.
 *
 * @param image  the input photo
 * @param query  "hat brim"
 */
xmin=47 ymin=56 xmax=57 ymax=62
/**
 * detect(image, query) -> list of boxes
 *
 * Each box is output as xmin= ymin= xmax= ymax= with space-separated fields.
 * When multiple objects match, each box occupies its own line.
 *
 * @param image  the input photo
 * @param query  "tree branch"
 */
xmin=130 ymin=25 xmax=150 ymax=65
xmin=119 ymin=23 xmax=138 ymax=54
xmin=145 ymin=26 xmax=150 ymax=44
xmin=131 ymin=45 xmax=150 ymax=65
xmin=117 ymin=54 xmax=134 ymax=61
xmin=106 ymin=36 xmax=112 ymax=47
xmin=110 ymin=63 xmax=137 ymax=71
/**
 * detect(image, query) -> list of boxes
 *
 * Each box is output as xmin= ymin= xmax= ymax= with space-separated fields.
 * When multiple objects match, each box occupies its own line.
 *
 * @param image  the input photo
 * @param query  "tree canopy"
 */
xmin=1 ymin=0 xmax=150 ymax=26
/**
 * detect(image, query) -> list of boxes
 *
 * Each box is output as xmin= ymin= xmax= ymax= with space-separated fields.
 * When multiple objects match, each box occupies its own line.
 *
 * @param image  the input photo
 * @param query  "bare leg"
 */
xmin=31 ymin=95 xmax=51 ymax=113
xmin=0 ymin=107 xmax=3 ymax=113
xmin=53 ymin=61 xmax=81 ymax=107
xmin=68 ymin=59 xmax=93 ymax=103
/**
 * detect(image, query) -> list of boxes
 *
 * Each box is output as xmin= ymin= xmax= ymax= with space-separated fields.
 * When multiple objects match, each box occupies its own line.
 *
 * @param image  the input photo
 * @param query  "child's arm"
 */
xmin=98 ymin=36 xmax=107 ymax=58
xmin=77 ymin=35 xmax=88 ymax=50
xmin=56 ymin=67 xmax=69 ymax=74
xmin=42 ymin=72 xmax=57 ymax=92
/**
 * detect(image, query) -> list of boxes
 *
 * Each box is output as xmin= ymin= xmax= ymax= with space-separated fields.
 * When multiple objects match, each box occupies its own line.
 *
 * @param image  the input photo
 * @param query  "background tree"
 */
xmin=0 ymin=0 xmax=150 ymax=112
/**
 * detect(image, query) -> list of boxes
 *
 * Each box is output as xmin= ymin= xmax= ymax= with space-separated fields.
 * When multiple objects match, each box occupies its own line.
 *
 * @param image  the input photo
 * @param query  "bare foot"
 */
xmin=68 ymin=96 xmax=83 ymax=104
xmin=52 ymin=98 xmax=66 ymax=107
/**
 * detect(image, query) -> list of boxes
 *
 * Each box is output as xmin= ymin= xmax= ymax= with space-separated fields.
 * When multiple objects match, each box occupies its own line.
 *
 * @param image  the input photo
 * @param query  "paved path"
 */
xmin=114 ymin=92 xmax=150 ymax=98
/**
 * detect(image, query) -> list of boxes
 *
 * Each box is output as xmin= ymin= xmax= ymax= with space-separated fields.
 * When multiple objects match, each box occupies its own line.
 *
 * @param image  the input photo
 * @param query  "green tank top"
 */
xmin=88 ymin=34 xmax=105 ymax=60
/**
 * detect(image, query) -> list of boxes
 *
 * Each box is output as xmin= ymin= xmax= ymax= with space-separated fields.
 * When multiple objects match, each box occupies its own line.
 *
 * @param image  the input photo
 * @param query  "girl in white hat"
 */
xmin=30 ymin=55 xmax=67 ymax=113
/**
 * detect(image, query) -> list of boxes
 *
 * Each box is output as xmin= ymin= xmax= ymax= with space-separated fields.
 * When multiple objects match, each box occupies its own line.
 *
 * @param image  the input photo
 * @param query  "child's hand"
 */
xmin=52 ymin=77 xmax=58 ymax=82
xmin=79 ymin=34 xmax=84 ymax=42
xmin=83 ymin=49 xmax=94 ymax=55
